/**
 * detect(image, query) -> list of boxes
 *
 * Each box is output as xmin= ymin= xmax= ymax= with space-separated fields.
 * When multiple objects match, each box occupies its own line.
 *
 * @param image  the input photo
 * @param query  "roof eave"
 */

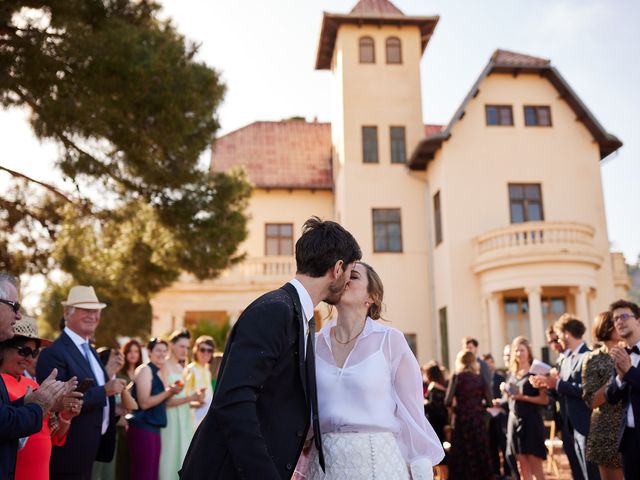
xmin=408 ymin=132 xmax=450 ymax=171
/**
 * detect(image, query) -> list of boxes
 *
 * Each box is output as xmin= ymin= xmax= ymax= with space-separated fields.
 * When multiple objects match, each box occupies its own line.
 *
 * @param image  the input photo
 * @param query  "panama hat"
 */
xmin=61 ymin=285 xmax=107 ymax=310
xmin=13 ymin=315 xmax=52 ymax=347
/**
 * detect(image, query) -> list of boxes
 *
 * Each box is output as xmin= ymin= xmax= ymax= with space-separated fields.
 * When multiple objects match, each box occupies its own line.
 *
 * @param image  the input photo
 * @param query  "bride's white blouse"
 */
xmin=315 ymin=317 xmax=445 ymax=470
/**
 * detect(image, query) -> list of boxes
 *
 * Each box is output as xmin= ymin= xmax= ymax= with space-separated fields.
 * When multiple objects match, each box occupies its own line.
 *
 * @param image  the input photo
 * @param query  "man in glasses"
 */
xmin=0 ymin=272 xmax=74 ymax=480
xmin=606 ymin=299 xmax=640 ymax=479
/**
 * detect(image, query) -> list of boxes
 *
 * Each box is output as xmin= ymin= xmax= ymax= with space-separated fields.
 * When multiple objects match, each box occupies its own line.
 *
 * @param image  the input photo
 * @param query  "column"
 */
xmin=572 ymin=286 xmax=590 ymax=327
xmin=525 ymin=286 xmax=545 ymax=360
xmin=487 ymin=292 xmax=504 ymax=365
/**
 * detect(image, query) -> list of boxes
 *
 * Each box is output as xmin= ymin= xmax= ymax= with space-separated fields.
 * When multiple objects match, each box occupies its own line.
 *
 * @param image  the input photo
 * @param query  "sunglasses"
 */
xmin=198 ymin=347 xmax=214 ymax=354
xmin=0 ymin=299 xmax=20 ymax=314
xmin=11 ymin=345 xmax=40 ymax=359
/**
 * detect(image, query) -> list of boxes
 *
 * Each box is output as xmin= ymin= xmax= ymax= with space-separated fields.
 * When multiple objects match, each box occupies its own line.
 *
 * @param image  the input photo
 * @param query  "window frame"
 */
xmin=385 ymin=37 xmax=402 ymax=64
xmin=359 ymin=36 xmax=375 ymax=64
xmin=362 ymin=126 xmax=379 ymax=163
xmin=389 ymin=126 xmax=407 ymax=164
xmin=372 ymin=208 xmax=403 ymax=253
xmin=508 ymin=183 xmax=544 ymax=224
xmin=485 ymin=105 xmax=514 ymax=126
xmin=524 ymin=105 xmax=552 ymax=127
xmin=433 ymin=190 xmax=443 ymax=245
xmin=264 ymin=222 xmax=294 ymax=256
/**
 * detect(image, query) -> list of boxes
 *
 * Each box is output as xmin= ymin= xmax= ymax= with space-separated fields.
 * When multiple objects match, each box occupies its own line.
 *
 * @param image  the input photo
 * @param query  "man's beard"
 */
xmin=323 ymin=275 xmax=348 ymax=306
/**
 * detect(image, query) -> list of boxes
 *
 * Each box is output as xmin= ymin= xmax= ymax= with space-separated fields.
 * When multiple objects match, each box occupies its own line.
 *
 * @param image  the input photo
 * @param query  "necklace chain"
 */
xmin=333 ymin=323 xmax=366 ymax=344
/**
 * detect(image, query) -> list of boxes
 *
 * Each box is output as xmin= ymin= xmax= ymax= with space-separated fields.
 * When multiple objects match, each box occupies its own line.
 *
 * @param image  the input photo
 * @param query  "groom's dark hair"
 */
xmin=295 ymin=217 xmax=361 ymax=278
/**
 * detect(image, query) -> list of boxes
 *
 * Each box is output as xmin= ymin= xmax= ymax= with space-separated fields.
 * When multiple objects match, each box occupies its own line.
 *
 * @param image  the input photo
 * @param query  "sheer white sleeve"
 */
xmin=386 ymin=329 xmax=445 ymax=473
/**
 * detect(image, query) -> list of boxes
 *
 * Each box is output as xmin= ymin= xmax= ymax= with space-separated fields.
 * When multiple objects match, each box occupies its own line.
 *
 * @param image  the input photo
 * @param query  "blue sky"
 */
xmin=2 ymin=0 xmax=639 ymax=262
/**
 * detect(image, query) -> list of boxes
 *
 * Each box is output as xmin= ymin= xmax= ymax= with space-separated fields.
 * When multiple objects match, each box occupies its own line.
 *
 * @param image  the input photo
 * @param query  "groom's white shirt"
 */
xmin=288 ymin=278 xmax=314 ymax=357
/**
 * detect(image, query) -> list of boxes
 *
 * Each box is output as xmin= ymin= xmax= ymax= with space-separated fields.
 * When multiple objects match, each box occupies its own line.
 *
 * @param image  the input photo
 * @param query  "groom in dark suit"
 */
xmin=606 ymin=299 xmax=640 ymax=479
xmin=180 ymin=217 xmax=361 ymax=480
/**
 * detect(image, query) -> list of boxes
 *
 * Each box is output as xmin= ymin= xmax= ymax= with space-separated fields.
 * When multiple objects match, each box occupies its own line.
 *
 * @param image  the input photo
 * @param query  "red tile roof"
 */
xmin=424 ymin=124 xmax=444 ymax=137
xmin=491 ymin=49 xmax=550 ymax=67
xmin=211 ymin=121 xmax=333 ymax=190
xmin=350 ymin=0 xmax=404 ymax=16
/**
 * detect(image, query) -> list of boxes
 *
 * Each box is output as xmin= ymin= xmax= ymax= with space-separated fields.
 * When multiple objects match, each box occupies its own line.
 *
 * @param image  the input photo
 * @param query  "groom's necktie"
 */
xmin=305 ymin=314 xmax=325 ymax=471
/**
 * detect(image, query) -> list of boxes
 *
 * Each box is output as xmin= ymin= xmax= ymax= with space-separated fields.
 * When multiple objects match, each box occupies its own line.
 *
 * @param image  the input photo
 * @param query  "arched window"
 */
xmin=359 ymin=36 xmax=375 ymax=64
xmin=386 ymin=37 xmax=402 ymax=64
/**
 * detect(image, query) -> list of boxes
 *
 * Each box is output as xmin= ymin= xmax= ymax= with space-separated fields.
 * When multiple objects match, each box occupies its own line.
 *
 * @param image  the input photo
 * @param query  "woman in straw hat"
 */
xmin=0 ymin=316 xmax=84 ymax=480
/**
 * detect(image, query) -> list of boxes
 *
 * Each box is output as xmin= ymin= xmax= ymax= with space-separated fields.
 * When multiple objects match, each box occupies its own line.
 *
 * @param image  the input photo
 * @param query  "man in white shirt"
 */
xmin=606 ymin=299 xmax=640 ymax=479
xmin=36 ymin=285 xmax=126 ymax=480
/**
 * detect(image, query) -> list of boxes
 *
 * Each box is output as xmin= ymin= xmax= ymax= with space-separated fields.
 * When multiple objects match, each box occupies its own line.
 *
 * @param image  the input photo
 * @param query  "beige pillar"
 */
xmin=525 ymin=286 xmax=545 ymax=360
xmin=487 ymin=292 xmax=504 ymax=365
xmin=572 ymin=286 xmax=591 ymax=331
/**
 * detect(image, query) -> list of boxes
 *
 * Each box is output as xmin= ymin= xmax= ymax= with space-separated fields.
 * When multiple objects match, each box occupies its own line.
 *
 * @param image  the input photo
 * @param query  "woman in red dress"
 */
xmin=0 ymin=316 xmax=83 ymax=480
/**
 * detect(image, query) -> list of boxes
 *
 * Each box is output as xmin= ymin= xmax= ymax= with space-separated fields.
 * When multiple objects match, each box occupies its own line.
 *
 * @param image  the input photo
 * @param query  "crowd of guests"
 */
xmin=0 ymin=276 xmax=222 ymax=480
xmin=2 ymin=267 xmax=640 ymax=480
xmin=421 ymin=300 xmax=640 ymax=480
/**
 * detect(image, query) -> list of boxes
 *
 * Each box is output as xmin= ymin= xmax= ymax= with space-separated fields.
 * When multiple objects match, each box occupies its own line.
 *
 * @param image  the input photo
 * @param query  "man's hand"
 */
xmin=610 ymin=347 xmax=632 ymax=379
xmin=104 ymin=378 xmax=127 ymax=397
xmin=24 ymin=369 xmax=76 ymax=415
xmin=105 ymin=350 xmax=125 ymax=378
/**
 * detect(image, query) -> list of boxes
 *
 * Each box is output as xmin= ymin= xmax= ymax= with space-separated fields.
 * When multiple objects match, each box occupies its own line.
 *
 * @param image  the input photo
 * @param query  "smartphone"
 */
xmin=76 ymin=378 xmax=95 ymax=394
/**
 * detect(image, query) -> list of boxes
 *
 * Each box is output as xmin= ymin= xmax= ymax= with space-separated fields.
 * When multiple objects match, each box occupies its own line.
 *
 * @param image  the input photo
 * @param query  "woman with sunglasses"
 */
xmin=0 ymin=316 xmax=83 ymax=480
xmin=184 ymin=335 xmax=215 ymax=427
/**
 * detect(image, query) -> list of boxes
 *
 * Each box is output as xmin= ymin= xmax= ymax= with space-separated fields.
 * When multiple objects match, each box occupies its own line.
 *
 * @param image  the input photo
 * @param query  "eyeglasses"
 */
xmin=0 ymin=299 xmax=20 ymax=314
xmin=198 ymin=347 xmax=214 ymax=354
xmin=11 ymin=345 xmax=40 ymax=359
xmin=613 ymin=313 xmax=637 ymax=323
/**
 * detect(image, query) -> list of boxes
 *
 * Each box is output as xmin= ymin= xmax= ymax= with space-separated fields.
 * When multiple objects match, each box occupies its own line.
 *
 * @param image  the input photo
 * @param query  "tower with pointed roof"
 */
xmin=315 ymin=0 xmax=440 ymax=355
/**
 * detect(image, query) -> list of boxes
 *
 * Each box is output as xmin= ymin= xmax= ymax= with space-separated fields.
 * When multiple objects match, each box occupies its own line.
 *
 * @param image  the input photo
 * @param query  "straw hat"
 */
xmin=13 ymin=315 xmax=52 ymax=347
xmin=61 ymin=286 xmax=107 ymax=310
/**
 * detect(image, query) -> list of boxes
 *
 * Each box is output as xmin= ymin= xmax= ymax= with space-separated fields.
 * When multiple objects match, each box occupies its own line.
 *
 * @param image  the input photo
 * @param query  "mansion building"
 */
xmin=151 ymin=0 xmax=630 ymax=366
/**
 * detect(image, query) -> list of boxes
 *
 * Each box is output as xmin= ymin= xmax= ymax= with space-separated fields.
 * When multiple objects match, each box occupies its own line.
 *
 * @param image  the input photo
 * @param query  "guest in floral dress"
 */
xmin=582 ymin=312 xmax=624 ymax=480
xmin=445 ymin=350 xmax=493 ymax=480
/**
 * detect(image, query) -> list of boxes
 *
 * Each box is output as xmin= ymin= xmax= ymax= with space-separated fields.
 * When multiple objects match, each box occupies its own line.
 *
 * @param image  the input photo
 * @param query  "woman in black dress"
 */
xmin=502 ymin=336 xmax=547 ymax=480
xmin=445 ymin=350 xmax=493 ymax=480
xmin=424 ymin=361 xmax=449 ymax=479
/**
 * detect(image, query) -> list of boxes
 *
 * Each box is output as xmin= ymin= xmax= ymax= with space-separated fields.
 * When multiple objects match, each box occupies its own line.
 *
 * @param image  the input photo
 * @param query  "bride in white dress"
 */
xmin=297 ymin=262 xmax=444 ymax=480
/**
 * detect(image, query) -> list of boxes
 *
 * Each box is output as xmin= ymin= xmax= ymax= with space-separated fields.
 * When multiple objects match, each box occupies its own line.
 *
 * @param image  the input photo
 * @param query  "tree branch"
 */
xmin=0 ymin=163 xmax=91 ymax=214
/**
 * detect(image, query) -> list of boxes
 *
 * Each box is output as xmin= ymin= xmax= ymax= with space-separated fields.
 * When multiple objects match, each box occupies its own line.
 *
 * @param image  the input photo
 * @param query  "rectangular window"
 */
xmin=439 ymin=307 xmax=449 ymax=369
xmin=508 ymin=183 xmax=544 ymax=223
xmin=362 ymin=126 xmax=379 ymax=163
xmin=504 ymin=298 xmax=531 ymax=341
xmin=390 ymin=126 xmax=406 ymax=164
xmin=372 ymin=208 xmax=402 ymax=253
xmin=265 ymin=223 xmax=294 ymax=256
xmin=485 ymin=105 xmax=514 ymax=126
xmin=524 ymin=106 xmax=552 ymax=126
xmin=433 ymin=191 xmax=443 ymax=245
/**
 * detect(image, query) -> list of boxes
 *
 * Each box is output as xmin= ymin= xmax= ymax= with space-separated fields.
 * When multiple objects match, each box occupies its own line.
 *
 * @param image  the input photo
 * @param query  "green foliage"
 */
xmin=1 ymin=1 xmax=252 ymax=343
xmin=188 ymin=319 xmax=231 ymax=353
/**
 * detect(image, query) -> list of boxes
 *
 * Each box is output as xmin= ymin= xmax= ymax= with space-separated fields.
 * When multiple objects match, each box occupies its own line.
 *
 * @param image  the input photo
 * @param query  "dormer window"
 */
xmin=386 ymin=37 xmax=402 ymax=64
xmin=359 ymin=37 xmax=375 ymax=63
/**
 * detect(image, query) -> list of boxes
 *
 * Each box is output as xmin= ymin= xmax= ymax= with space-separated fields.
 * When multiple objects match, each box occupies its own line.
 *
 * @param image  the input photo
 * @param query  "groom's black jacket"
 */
xmin=180 ymin=283 xmax=310 ymax=480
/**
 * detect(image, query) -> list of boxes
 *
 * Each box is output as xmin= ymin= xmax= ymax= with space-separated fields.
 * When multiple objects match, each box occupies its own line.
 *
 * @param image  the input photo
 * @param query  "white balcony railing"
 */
xmin=219 ymin=256 xmax=296 ymax=284
xmin=474 ymin=221 xmax=601 ymax=273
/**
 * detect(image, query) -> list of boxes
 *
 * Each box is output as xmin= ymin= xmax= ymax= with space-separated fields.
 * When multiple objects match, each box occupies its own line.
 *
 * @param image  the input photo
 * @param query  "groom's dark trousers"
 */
xmin=179 ymin=283 xmax=311 ymax=480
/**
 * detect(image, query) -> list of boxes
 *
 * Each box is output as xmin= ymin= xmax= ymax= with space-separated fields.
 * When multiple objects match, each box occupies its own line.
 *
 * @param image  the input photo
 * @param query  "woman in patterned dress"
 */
xmin=582 ymin=312 xmax=624 ymax=480
xmin=445 ymin=350 xmax=494 ymax=480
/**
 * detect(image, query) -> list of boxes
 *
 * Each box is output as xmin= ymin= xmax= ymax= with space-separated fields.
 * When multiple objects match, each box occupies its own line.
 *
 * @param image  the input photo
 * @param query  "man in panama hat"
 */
xmin=37 ymin=286 xmax=126 ymax=480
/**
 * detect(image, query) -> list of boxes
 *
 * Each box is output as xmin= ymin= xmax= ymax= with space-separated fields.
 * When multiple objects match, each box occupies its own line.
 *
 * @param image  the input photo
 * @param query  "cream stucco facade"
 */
xmin=151 ymin=1 xmax=629 ymax=367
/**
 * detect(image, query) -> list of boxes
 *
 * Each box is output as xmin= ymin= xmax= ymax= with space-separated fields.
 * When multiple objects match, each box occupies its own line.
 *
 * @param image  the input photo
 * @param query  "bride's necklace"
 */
xmin=333 ymin=322 xmax=366 ymax=345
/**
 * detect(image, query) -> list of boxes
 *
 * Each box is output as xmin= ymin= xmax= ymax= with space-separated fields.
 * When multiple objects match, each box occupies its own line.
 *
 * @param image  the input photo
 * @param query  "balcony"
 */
xmin=473 ymin=221 xmax=604 ymax=274
xmin=215 ymin=256 xmax=296 ymax=285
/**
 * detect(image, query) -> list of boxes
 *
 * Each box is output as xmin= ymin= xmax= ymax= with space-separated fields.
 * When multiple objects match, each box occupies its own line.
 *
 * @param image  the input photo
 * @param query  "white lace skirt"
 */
xmin=304 ymin=432 xmax=409 ymax=480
